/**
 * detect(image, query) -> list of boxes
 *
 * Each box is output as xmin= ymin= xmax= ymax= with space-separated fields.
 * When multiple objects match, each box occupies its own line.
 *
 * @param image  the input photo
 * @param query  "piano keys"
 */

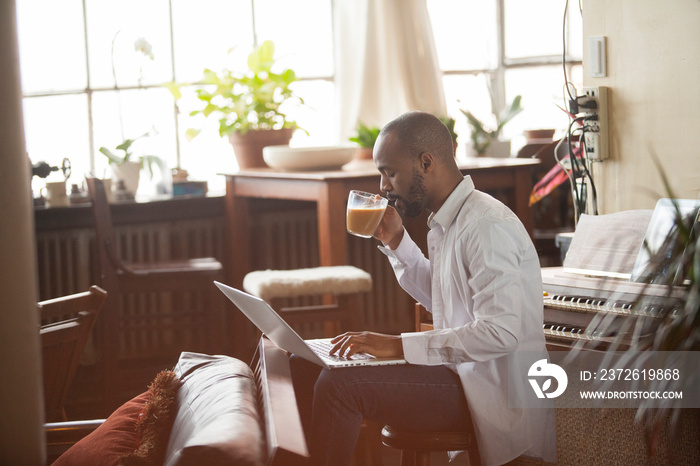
xmin=541 ymin=267 xmax=684 ymax=351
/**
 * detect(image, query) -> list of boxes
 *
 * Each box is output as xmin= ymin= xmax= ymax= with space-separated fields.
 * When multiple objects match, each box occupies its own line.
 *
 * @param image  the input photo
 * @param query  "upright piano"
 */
xmin=540 ymin=203 xmax=699 ymax=352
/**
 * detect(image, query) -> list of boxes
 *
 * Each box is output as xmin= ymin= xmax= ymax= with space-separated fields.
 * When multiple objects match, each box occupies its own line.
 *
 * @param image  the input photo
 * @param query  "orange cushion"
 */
xmin=52 ymin=370 xmax=181 ymax=466
xmin=52 ymin=392 xmax=148 ymax=466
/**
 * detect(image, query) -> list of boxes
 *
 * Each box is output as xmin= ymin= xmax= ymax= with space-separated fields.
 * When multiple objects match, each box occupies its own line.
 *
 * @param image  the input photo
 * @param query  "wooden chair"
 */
xmin=85 ymin=177 xmax=226 ymax=411
xmin=380 ymin=303 xmax=480 ymax=466
xmin=415 ymin=303 xmax=434 ymax=332
xmin=39 ymin=286 xmax=107 ymax=422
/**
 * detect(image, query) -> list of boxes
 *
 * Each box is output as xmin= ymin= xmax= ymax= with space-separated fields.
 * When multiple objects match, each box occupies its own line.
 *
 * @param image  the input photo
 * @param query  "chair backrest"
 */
xmin=39 ymin=285 xmax=107 ymax=421
xmin=415 ymin=303 xmax=434 ymax=332
xmin=85 ymin=177 xmax=121 ymax=289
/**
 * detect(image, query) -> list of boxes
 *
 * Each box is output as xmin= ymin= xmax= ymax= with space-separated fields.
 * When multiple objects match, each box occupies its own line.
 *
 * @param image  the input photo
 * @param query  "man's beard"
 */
xmin=401 ymin=167 xmax=426 ymax=219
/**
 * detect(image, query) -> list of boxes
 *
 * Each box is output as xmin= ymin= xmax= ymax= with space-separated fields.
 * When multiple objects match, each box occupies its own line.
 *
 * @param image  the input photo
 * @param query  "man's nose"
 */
xmin=379 ymin=174 xmax=392 ymax=194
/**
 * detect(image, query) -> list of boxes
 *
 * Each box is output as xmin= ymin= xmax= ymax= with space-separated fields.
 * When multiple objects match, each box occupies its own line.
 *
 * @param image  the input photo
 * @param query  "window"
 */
xmin=18 ymin=0 xmax=581 ymax=197
xmin=17 ymin=0 xmax=334 ymax=195
xmin=427 ymin=0 xmax=583 ymax=157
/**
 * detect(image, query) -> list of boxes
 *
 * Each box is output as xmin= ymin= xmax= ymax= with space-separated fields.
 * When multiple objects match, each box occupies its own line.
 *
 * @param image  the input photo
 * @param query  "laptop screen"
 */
xmin=629 ymin=198 xmax=700 ymax=285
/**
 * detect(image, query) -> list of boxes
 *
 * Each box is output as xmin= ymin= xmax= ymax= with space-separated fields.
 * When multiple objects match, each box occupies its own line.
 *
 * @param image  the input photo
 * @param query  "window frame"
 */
xmin=19 ymin=0 xmax=336 ymax=181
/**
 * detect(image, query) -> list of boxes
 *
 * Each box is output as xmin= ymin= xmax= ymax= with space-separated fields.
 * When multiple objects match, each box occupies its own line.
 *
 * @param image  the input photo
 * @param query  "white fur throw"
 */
xmin=243 ymin=266 xmax=372 ymax=301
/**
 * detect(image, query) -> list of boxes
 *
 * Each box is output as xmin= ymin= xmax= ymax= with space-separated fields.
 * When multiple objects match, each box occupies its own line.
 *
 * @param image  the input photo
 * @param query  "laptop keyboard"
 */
xmin=306 ymin=339 xmax=374 ymax=361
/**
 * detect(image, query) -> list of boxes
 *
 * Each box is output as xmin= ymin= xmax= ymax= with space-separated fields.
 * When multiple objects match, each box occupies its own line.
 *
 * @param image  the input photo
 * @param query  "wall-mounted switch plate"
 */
xmin=588 ymin=36 xmax=607 ymax=78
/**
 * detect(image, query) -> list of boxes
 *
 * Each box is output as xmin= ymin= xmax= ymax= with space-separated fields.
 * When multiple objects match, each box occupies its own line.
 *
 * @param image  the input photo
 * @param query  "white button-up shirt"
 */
xmin=378 ymin=176 xmax=556 ymax=465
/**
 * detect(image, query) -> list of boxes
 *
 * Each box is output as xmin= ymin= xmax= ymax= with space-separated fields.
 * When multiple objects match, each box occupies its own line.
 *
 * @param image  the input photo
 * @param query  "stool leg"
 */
xmin=337 ymin=293 xmax=361 ymax=333
xmin=400 ymin=450 xmax=416 ymax=466
xmin=323 ymin=320 xmax=341 ymax=338
xmin=415 ymin=452 xmax=431 ymax=466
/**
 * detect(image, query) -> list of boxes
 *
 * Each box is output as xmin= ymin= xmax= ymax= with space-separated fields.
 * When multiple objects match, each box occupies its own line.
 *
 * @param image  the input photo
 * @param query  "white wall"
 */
xmin=583 ymin=0 xmax=700 ymax=213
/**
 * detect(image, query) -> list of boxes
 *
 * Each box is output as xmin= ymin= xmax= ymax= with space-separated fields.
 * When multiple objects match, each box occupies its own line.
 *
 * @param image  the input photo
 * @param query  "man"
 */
xmin=291 ymin=111 xmax=556 ymax=466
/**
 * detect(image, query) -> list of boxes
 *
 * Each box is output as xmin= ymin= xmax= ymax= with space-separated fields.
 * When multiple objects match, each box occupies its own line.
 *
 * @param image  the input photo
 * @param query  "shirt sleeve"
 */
xmin=377 ymin=228 xmax=433 ymax=310
xmin=402 ymin=216 xmax=529 ymax=365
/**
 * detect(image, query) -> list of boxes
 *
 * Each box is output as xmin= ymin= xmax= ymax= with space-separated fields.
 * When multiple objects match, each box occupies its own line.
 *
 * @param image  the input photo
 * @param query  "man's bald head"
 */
xmin=379 ymin=111 xmax=456 ymax=167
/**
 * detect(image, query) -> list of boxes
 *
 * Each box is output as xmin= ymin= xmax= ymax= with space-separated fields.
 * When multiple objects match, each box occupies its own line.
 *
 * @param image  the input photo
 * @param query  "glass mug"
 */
xmin=346 ymin=190 xmax=388 ymax=238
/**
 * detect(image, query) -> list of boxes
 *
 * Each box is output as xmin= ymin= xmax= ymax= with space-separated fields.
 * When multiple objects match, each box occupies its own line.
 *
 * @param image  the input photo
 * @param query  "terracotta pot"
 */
xmin=353 ymin=147 xmax=374 ymax=161
xmin=228 ymin=128 xmax=295 ymax=169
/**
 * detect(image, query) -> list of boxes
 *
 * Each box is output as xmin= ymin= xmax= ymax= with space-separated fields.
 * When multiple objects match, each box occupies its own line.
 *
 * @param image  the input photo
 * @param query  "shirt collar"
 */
xmin=428 ymin=176 xmax=475 ymax=230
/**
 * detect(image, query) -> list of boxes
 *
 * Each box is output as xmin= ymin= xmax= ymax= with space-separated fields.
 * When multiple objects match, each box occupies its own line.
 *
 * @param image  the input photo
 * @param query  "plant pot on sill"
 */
xmin=111 ymin=160 xmax=141 ymax=197
xmin=228 ymin=128 xmax=295 ymax=169
xmin=468 ymin=140 xmax=512 ymax=158
xmin=486 ymin=140 xmax=512 ymax=157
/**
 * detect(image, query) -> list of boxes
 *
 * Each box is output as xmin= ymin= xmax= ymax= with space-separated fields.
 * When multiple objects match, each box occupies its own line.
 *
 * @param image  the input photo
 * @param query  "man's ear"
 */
xmin=418 ymin=152 xmax=434 ymax=173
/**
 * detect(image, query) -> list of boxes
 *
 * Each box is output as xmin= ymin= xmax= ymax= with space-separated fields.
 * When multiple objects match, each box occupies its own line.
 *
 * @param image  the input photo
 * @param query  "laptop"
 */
xmin=214 ymin=281 xmax=407 ymax=369
xmin=630 ymin=198 xmax=700 ymax=285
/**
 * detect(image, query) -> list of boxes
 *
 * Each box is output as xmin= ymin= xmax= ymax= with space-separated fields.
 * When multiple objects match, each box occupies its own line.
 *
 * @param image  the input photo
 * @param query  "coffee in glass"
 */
xmin=346 ymin=190 xmax=388 ymax=238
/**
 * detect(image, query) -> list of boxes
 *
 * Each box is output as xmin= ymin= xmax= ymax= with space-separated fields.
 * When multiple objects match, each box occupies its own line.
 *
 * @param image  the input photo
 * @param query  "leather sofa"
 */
xmin=46 ymin=337 xmax=308 ymax=466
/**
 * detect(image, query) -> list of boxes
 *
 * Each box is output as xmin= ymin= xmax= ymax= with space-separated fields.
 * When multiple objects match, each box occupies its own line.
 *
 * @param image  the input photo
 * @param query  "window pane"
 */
xmin=23 ymin=95 xmax=90 ymax=194
xmin=253 ymin=0 xmax=334 ymax=77
xmin=85 ymin=0 xmax=173 ymax=89
xmin=171 ymin=0 xmax=254 ymax=83
xmin=287 ymin=80 xmax=337 ymax=146
xmin=173 ymin=84 xmax=237 ymax=192
xmin=442 ymin=74 xmax=493 ymax=159
xmin=504 ymin=65 xmax=583 ymax=152
xmin=16 ymin=0 xmax=87 ymax=93
xmin=427 ymin=0 xmax=498 ymax=71
xmin=505 ymin=0 xmax=568 ymax=59
xmin=92 ymin=88 xmax=178 ymax=195
xmin=567 ymin=6 xmax=583 ymax=60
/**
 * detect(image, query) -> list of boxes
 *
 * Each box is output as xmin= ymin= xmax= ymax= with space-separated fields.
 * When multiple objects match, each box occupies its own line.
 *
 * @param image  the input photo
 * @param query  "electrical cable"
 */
xmin=578 ymin=128 xmax=599 ymax=214
xmin=561 ymin=0 xmax=600 ymax=222
xmin=567 ymin=116 xmax=586 ymax=176
xmin=554 ymin=136 xmax=580 ymax=227
xmin=562 ymin=0 xmax=583 ymax=219
xmin=562 ymin=0 xmax=576 ymax=105
xmin=568 ymin=117 xmax=596 ymax=218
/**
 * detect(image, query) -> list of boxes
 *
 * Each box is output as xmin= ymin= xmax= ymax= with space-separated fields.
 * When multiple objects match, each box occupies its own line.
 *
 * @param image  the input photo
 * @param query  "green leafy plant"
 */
xmin=169 ymin=40 xmax=303 ymax=140
xmin=101 ymin=34 xmax=165 ymax=180
xmin=439 ymin=116 xmax=458 ymax=143
xmin=99 ymin=132 xmax=165 ymax=178
xmin=572 ymin=155 xmax=699 ymax=455
xmin=349 ymin=122 xmax=381 ymax=148
xmin=460 ymin=95 xmax=523 ymax=155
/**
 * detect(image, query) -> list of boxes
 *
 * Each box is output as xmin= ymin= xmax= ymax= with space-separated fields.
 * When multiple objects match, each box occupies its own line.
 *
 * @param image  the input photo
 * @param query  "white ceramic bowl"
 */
xmin=262 ymin=145 xmax=355 ymax=171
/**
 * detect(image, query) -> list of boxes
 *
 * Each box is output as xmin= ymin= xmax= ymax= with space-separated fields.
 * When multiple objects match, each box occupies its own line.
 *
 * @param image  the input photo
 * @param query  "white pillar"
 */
xmin=0 ymin=0 xmax=45 ymax=463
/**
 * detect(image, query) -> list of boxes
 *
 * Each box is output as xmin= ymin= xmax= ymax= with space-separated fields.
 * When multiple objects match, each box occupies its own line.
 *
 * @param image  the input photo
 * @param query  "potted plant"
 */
xmin=460 ymin=95 xmax=523 ymax=157
xmin=576 ymin=159 xmax=699 ymax=455
xmin=173 ymin=40 xmax=303 ymax=169
xmin=99 ymin=132 xmax=165 ymax=198
xmin=439 ymin=116 xmax=458 ymax=156
xmin=100 ymin=34 xmax=166 ymax=198
xmin=348 ymin=122 xmax=381 ymax=161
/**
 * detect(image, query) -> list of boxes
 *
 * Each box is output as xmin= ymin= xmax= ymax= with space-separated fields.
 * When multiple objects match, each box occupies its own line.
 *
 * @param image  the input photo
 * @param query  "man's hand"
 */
xmin=329 ymin=331 xmax=403 ymax=358
xmin=373 ymin=205 xmax=404 ymax=249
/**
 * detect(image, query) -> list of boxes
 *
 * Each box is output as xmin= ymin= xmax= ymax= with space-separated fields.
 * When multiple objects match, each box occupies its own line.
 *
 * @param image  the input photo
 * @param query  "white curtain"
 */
xmin=333 ymin=0 xmax=446 ymax=142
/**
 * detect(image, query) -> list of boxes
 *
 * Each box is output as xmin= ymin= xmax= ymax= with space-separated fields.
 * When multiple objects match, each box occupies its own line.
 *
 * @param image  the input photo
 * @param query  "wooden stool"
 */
xmin=381 ymin=425 xmax=480 ymax=466
xmin=243 ymin=266 xmax=372 ymax=337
